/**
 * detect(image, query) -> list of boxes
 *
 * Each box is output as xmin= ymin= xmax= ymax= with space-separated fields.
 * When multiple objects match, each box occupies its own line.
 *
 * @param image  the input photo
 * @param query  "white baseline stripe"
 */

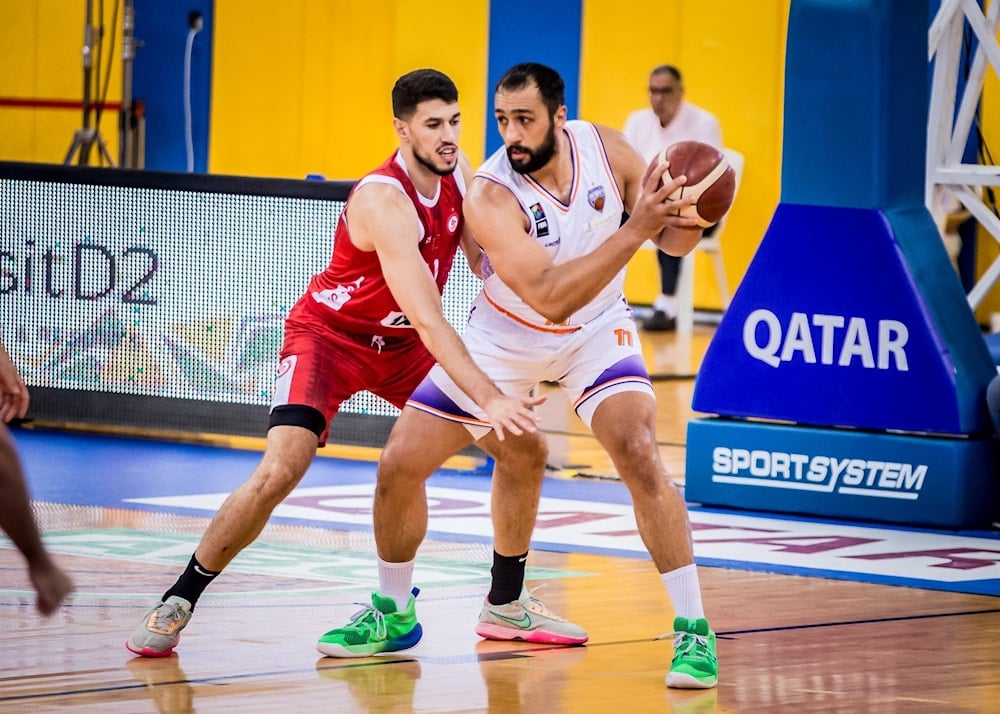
xmin=125 ymin=484 xmax=1000 ymax=587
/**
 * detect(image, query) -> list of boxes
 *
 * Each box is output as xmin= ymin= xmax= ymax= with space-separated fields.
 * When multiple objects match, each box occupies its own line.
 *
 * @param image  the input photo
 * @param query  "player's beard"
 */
xmin=507 ymin=121 xmax=557 ymax=175
xmin=414 ymin=143 xmax=457 ymax=177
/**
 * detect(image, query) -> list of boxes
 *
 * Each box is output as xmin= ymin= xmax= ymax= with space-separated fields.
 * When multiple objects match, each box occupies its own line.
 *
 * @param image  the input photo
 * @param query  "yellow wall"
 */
xmin=0 ymin=2 xmax=122 ymax=165
xmin=209 ymin=0 xmax=489 ymax=180
xmin=204 ymin=0 xmax=792 ymax=316
xmin=580 ymin=0 xmax=790 ymax=309
xmin=974 ymin=49 xmax=1000 ymax=322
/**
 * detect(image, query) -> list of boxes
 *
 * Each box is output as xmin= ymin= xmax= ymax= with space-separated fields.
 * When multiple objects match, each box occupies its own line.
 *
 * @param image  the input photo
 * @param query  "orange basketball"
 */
xmin=648 ymin=140 xmax=736 ymax=228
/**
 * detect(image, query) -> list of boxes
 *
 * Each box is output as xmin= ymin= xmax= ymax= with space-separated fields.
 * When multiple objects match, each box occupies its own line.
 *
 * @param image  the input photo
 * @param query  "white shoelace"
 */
xmin=348 ymin=603 xmax=388 ymax=640
xmin=521 ymin=584 xmax=559 ymax=617
xmin=655 ymin=628 xmax=709 ymax=649
xmin=671 ymin=630 xmax=710 ymax=655
xmin=152 ymin=602 xmax=185 ymax=631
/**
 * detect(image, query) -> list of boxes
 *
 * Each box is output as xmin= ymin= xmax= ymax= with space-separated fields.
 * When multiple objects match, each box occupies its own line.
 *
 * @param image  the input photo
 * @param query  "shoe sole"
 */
xmin=124 ymin=638 xmax=178 ymax=658
xmin=666 ymin=671 xmax=718 ymax=689
xmin=316 ymin=623 xmax=423 ymax=658
xmin=475 ymin=623 xmax=588 ymax=645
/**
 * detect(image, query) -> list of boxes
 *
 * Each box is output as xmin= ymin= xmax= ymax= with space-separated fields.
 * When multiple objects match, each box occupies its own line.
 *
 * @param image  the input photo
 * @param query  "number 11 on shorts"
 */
xmin=614 ymin=328 xmax=634 ymax=347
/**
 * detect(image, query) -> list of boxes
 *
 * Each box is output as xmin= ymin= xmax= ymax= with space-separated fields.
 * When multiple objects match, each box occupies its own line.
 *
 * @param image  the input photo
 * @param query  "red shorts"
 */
xmin=270 ymin=312 xmax=435 ymax=444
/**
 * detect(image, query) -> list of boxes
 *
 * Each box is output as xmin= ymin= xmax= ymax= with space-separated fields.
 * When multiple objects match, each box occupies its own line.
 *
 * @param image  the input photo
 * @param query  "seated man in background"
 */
xmin=623 ymin=64 xmax=722 ymax=331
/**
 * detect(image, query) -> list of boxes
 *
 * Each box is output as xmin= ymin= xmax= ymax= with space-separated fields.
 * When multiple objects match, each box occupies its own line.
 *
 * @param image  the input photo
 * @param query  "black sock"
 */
xmin=162 ymin=554 xmax=220 ymax=610
xmin=487 ymin=550 xmax=528 ymax=605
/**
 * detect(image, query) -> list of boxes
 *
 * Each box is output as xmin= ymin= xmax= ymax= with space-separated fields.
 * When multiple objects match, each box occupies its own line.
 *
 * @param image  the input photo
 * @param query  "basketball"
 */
xmin=647 ymin=140 xmax=736 ymax=228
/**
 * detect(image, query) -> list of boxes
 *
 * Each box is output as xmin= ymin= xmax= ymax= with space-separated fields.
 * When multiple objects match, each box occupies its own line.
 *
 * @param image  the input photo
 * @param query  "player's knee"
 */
xmin=609 ymin=429 xmax=658 ymax=463
xmin=378 ymin=437 xmax=407 ymax=475
xmin=377 ymin=438 xmax=433 ymax=487
xmin=503 ymin=430 xmax=549 ymax=469
xmin=250 ymin=462 xmax=303 ymax=506
xmin=610 ymin=432 xmax=667 ymax=488
xmin=484 ymin=431 xmax=548 ymax=484
xmin=623 ymin=464 xmax=676 ymax=501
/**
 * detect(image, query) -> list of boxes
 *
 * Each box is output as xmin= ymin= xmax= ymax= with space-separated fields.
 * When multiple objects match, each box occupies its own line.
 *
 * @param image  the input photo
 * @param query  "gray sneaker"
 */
xmin=126 ymin=596 xmax=193 ymax=657
xmin=475 ymin=587 xmax=588 ymax=645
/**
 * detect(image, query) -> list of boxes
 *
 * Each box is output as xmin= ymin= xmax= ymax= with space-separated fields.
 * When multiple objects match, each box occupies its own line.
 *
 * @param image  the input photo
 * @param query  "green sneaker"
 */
xmin=666 ymin=616 xmax=718 ymax=689
xmin=317 ymin=588 xmax=422 ymax=658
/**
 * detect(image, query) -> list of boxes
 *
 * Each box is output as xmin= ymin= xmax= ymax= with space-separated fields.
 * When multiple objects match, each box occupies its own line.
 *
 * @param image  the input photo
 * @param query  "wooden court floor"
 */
xmin=2 ymin=326 xmax=1000 ymax=713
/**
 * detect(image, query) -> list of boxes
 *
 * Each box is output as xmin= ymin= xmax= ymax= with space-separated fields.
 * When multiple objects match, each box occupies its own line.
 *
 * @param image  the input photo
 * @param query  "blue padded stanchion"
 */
xmin=685 ymin=0 xmax=999 ymax=528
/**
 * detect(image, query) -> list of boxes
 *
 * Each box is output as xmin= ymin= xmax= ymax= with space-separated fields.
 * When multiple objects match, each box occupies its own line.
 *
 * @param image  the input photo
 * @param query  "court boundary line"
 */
xmin=7 ymin=607 xmax=1000 ymax=704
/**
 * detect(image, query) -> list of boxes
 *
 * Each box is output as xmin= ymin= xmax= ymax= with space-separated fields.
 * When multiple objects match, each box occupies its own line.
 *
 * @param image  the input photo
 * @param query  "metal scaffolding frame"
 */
xmin=927 ymin=0 xmax=1000 ymax=310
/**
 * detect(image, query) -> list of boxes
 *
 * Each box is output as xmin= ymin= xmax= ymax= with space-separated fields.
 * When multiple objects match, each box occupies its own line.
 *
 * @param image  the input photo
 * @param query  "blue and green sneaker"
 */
xmin=317 ymin=588 xmax=422 ymax=658
xmin=666 ymin=616 xmax=718 ymax=689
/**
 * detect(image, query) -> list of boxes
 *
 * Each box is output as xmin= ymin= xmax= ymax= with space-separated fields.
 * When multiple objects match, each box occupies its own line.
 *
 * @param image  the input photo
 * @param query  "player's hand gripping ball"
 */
xmin=645 ymin=140 xmax=736 ymax=228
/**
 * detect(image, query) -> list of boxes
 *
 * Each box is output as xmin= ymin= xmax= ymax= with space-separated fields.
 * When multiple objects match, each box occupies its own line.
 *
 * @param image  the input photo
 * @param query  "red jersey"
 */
xmin=292 ymin=151 xmax=465 ymax=337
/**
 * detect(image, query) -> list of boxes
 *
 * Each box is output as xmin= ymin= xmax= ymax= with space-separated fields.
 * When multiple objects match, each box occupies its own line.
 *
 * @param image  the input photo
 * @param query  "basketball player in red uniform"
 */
xmin=127 ymin=69 xmax=549 ymax=658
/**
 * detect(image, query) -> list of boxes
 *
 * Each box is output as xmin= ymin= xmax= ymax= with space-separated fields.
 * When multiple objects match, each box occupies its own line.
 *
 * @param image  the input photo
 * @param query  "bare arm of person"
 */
xmin=346 ymin=183 xmax=543 ymax=438
xmin=464 ymin=125 xmax=702 ymax=325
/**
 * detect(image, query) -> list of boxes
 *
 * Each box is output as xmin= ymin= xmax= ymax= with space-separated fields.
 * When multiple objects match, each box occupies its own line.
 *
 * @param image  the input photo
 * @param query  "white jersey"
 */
xmin=474 ymin=120 xmax=627 ymax=330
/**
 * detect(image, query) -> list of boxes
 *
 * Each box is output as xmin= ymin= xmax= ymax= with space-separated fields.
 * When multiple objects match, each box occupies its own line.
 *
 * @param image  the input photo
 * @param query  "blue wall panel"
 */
xmin=485 ymin=0 xmax=582 ymax=156
xmin=133 ymin=0 xmax=213 ymax=172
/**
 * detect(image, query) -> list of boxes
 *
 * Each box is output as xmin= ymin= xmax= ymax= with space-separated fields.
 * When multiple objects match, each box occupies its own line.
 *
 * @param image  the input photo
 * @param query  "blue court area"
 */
xmin=11 ymin=427 xmax=1000 ymax=598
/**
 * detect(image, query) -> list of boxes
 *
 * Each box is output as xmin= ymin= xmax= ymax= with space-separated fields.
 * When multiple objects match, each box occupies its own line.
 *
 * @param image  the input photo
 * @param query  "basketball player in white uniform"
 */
xmin=338 ymin=63 xmax=718 ymax=689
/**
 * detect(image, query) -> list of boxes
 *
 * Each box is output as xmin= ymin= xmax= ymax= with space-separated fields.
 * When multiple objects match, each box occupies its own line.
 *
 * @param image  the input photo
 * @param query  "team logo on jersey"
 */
xmin=380 ymin=311 xmax=414 ymax=329
xmin=448 ymin=213 xmax=459 ymax=233
xmin=529 ymin=202 xmax=550 ymax=238
xmin=311 ymin=277 xmax=363 ymax=311
xmin=276 ymin=355 xmax=295 ymax=377
xmin=584 ymin=212 xmax=617 ymax=234
xmin=588 ymin=186 xmax=606 ymax=211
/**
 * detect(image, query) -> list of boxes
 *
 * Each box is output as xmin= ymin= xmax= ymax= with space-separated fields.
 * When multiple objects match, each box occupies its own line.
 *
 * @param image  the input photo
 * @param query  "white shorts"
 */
xmin=406 ymin=294 xmax=654 ymax=439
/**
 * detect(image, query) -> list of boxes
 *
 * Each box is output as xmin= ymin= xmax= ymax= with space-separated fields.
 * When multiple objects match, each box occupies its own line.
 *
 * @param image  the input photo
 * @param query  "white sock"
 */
xmin=661 ymin=564 xmax=705 ymax=620
xmin=653 ymin=293 xmax=678 ymax=317
xmin=377 ymin=557 xmax=415 ymax=605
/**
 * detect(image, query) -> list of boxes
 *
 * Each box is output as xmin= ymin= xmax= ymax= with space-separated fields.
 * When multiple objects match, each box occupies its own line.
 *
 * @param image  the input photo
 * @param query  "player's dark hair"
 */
xmin=392 ymin=69 xmax=458 ymax=120
xmin=496 ymin=62 xmax=565 ymax=117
